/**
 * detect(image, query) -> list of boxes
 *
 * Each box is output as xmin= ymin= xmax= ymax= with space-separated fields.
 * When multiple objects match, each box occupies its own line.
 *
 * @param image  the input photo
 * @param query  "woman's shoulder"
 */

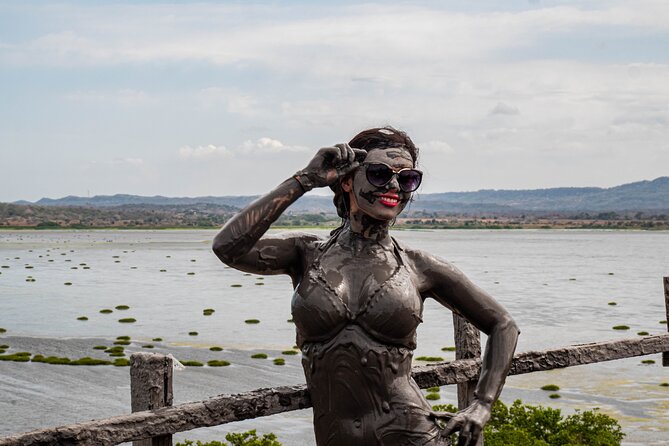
xmin=269 ymin=230 xmax=326 ymax=251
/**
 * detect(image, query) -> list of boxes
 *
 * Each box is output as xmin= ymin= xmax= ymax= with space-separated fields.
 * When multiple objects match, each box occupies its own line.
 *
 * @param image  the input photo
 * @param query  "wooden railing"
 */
xmin=1 ymin=277 xmax=668 ymax=446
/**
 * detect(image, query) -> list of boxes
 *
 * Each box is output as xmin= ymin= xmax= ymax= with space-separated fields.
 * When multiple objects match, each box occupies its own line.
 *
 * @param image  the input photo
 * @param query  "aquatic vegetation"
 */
xmin=25 ymin=265 xmax=33 ymax=269
xmin=251 ymin=353 xmax=268 ymax=359
xmin=115 ymin=305 xmax=130 ymax=310
xmin=25 ymin=277 xmax=36 ymax=282
xmin=0 ymin=328 xmax=6 ymax=333
xmin=114 ymin=340 xmax=131 ymax=345
xmin=118 ymin=318 xmax=136 ymax=323
xmin=255 ymin=283 xmax=264 ymax=286
xmin=113 ymin=358 xmax=130 ymax=367
xmin=0 ymin=349 xmax=4 ymax=354
xmin=207 ymin=360 xmax=230 ymax=367
xmin=153 ymin=338 xmax=163 ymax=342
xmin=0 ymin=353 xmax=31 ymax=362
xmin=612 ymin=325 xmax=629 ymax=330
xmin=187 ymin=272 xmax=195 ymax=275
xmin=608 ymin=302 xmax=617 ymax=306
xmin=415 ymin=356 xmax=444 ymax=362
xmin=541 ymin=384 xmax=560 ymax=391
xmin=77 ymin=316 xmax=88 ymax=321
xmin=105 ymin=346 xmax=124 ymax=353
xmin=660 ymin=320 xmax=667 ymax=325
xmin=425 ymin=393 xmax=440 ymax=400
xmin=641 ymin=359 xmax=655 ymax=364
xmin=188 ymin=331 xmax=198 ymax=336
xmin=426 ymin=387 xmax=440 ymax=393
xmin=203 ymin=309 xmax=215 ymax=316
xmin=273 ymin=358 xmax=285 ymax=365
xmin=99 ymin=309 xmax=113 ymax=314
xmin=93 ymin=346 xmax=107 ymax=350
xmin=608 ymin=272 xmax=615 ymax=275
xmin=441 ymin=346 xmax=456 ymax=352
xmin=281 ymin=350 xmax=298 ymax=355
xmin=32 ymin=355 xmax=71 ymax=365
xmin=70 ymin=357 xmax=112 ymax=366
xmin=286 ymin=319 xmax=294 ymax=323
xmin=160 ymin=269 xmax=167 ymax=272
xmin=0 ymin=345 xmax=8 ymax=349
xmin=231 ymin=284 xmax=242 ymax=287
xmin=637 ymin=331 xmax=649 ymax=336
xmin=660 ymin=382 xmax=669 ymax=387
xmin=181 ymin=360 xmax=204 ymax=367
xmin=549 ymin=393 xmax=561 ymax=399
xmin=117 ymin=336 xmax=131 ymax=340
xmin=210 ymin=346 xmax=223 ymax=351
xmin=64 ymin=282 xmax=73 ymax=286
xmin=109 ymin=352 xmax=125 ymax=357
xmin=245 ymin=319 xmax=260 ymax=324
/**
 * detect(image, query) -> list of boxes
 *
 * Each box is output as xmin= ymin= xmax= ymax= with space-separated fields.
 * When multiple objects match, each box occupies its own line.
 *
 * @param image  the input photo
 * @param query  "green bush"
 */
xmin=176 ymin=429 xmax=282 ymax=446
xmin=432 ymin=399 xmax=624 ymax=446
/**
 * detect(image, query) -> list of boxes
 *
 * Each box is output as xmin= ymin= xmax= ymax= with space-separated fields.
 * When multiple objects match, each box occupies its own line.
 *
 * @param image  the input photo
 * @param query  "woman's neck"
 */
xmin=347 ymin=211 xmax=391 ymax=242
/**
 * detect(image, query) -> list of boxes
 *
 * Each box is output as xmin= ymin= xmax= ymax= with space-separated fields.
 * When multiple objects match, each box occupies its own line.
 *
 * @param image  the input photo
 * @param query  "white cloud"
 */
xmin=419 ymin=140 xmax=455 ymax=154
xmin=114 ymin=157 xmax=144 ymax=166
xmin=4 ymin=1 xmax=668 ymax=73
xmin=65 ymin=88 xmax=149 ymax=105
xmin=178 ymin=145 xmax=232 ymax=159
xmin=490 ymin=102 xmax=520 ymax=116
xmin=178 ymin=138 xmax=309 ymax=161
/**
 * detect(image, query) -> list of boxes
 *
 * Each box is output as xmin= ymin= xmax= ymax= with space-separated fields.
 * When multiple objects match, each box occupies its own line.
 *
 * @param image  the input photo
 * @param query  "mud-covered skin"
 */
xmin=213 ymin=143 xmax=519 ymax=446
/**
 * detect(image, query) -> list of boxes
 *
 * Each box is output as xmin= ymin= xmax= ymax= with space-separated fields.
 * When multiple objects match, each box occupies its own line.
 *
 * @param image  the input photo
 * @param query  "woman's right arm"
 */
xmin=212 ymin=144 xmax=362 ymax=278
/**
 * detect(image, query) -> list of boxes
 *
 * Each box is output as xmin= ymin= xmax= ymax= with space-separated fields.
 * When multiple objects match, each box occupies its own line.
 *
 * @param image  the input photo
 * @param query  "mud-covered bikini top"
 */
xmin=291 ymin=232 xmax=424 ymax=350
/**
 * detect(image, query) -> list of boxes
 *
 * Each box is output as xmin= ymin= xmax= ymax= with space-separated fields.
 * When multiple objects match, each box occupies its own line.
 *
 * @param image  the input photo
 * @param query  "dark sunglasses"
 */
xmin=363 ymin=162 xmax=423 ymax=192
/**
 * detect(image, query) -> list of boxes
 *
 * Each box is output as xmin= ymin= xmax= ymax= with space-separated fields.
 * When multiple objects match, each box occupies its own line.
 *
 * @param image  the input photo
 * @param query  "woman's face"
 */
xmin=344 ymin=147 xmax=415 ymax=222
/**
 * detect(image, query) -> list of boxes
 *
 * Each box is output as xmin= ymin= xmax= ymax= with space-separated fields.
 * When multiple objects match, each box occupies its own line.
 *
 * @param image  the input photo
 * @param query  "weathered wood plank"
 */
xmin=452 ymin=315 xmax=483 ymax=445
xmin=2 ymin=334 xmax=668 ymax=446
xmin=130 ymin=353 xmax=173 ymax=446
xmin=663 ymin=277 xmax=669 ymax=366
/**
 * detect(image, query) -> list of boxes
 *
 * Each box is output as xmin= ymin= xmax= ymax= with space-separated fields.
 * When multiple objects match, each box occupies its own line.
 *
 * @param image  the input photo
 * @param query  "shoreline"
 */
xmin=2 ymin=225 xmax=669 ymax=231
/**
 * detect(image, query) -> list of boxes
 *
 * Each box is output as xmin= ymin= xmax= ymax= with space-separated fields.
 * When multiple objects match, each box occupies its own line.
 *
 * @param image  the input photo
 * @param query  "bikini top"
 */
xmin=291 ymin=233 xmax=424 ymax=350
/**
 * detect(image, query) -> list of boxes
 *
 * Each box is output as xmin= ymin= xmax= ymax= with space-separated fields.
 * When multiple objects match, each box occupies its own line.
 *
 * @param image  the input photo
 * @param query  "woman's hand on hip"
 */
xmin=440 ymin=400 xmax=492 ymax=446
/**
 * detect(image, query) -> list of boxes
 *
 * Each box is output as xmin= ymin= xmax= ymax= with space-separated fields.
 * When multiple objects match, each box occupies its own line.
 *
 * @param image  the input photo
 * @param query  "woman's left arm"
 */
xmin=408 ymin=249 xmax=520 ymax=445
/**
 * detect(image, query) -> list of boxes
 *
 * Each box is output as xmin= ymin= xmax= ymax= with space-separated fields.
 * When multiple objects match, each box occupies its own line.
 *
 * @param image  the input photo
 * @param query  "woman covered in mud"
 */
xmin=213 ymin=127 xmax=519 ymax=446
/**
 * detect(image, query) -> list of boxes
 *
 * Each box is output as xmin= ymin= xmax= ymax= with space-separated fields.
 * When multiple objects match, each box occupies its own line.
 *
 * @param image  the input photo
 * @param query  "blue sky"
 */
xmin=1 ymin=0 xmax=668 ymax=201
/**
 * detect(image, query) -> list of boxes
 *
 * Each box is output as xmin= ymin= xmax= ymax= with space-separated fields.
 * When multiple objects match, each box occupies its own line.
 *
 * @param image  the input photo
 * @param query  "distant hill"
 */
xmin=14 ymin=176 xmax=669 ymax=215
xmin=411 ymin=177 xmax=669 ymax=214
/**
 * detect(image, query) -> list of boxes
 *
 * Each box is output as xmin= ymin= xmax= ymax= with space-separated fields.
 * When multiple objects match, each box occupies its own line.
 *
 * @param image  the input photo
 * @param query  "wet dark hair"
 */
xmin=332 ymin=126 xmax=419 ymax=220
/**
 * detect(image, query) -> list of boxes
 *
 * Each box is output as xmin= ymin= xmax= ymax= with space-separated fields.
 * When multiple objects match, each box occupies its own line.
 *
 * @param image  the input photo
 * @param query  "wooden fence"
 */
xmin=1 ymin=277 xmax=668 ymax=446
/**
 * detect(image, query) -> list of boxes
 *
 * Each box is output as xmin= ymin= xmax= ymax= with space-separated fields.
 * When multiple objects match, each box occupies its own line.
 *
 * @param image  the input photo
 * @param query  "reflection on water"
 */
xmin=1 ymin=229 xmax=668 ymax=444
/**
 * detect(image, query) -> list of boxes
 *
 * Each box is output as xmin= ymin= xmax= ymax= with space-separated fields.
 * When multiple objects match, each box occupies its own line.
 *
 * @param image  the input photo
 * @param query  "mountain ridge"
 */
xmin=12 ymin=176 xmax=669 ymax=214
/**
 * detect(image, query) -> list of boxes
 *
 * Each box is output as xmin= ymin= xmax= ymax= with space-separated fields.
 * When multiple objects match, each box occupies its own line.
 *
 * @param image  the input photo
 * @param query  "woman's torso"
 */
xmin=291 ymin=233 xmax=446 ymax=445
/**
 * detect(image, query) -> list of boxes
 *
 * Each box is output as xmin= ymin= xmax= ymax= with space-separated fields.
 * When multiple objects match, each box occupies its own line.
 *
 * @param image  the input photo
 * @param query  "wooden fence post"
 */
xmin=130 ymin=353 xmax=174 ymax=446
xmin=453 ymin=314 xmax=483 ymax=445
xmin=663 ymin=277 xmax=669 ymax=367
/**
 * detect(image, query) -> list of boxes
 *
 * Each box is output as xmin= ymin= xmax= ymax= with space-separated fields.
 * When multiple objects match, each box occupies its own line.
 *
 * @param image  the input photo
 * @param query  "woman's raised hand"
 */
xmin=294 ymin=144 xmax=366 ymax=191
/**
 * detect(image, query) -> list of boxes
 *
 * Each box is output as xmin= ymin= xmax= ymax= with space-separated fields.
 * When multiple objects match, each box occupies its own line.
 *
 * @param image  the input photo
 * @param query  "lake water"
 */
xmin=1 ymin=229 xmax=668 ymax=445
